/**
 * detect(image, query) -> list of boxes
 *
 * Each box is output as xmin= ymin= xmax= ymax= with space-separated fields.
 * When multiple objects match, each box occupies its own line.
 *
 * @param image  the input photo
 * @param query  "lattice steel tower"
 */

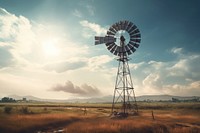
xmin=94 ymin=20 xmax=141 ymax=116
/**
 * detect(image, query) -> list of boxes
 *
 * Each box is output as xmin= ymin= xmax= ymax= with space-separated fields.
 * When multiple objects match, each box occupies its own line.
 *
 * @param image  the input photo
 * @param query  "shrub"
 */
xmin=20 ymin=106 xmax=29 ymax=114
xmin=4 ymin=106 xmax=13 ymax=114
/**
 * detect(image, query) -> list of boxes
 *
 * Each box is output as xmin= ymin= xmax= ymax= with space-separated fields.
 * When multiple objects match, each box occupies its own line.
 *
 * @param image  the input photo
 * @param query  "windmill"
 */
xmin=94 ymin=20 xmax=141 ymax=117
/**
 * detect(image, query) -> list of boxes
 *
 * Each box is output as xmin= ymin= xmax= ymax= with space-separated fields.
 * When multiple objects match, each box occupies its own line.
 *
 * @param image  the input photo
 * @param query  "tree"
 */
xmin=1 ymin=97 xmax=16 ymax=103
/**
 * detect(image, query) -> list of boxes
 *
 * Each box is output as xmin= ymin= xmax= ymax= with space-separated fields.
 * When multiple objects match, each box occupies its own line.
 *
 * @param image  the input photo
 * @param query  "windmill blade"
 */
xmin=110 ymin=45 xmax=117 ymax=54
xmin=128 ymin=25 xmax=137 ymax=34
xmin=113 ymin=46 xmax=120 ymax=55
xmin=130 ymin=46 xmax=136 ymax=53
xmin=127 ymin=50 xmax=132 ymax=55
xmin=113 ymin=49 xmax=118 ymax=55
xmin=124 ymin=45 xmax=129 ymax=52
xmin=129 ymin=41 xmax=140 ymax=48
xmin=120 ymin=21 xmax=126 ymax=30
xmin=127 ymin=43 xmax=133 ymax=49
xmin=105 ymin=43 xmax=110 ymax=47
xmin=107 ymin=43 xmax=115 ymax=50
xmin=119 ymin=21 xmax=127 ymax=30
xmin=109 ymin=27 xmax=117 ymax=34
xmin=119 ymin=21 xmax=124 ymax=31
xmin=107 ymin=31 xmax=115 ymax=36
xmin=125 ymin=21 xmax=134 ymax=31
xmin=134 ymin=43 xmax=140 ymax=48
xmin=124 ymin=45 xmax=132 ymax=55
xmin=112 ymin=24 xmax=118 ymax=32
xmin=113 ymin=23 xmax=120 ymax=31
xmin=116 ymin=22 xmax=121 ymax=31
xmin=128 ymin=43 xmax=136 ymax=52
xmin=130 ymin=33 xmax=141 ymax=39
xmin=124 ymin=20 xmax=129 ymax=30
xmin=128 ymin=43 xmax=136 ymax=53
xmin=95 ymin=36 xmax=116 ymax=45
xmin=117 ymin=22 xmax=122 ymax=31
xmin=128 ymin=42 xmax=138 ymax=51
xmin=130 ymin=38 xmax=141 ymax=43
xmin=130 ymin=29 xmax=140 ymax=36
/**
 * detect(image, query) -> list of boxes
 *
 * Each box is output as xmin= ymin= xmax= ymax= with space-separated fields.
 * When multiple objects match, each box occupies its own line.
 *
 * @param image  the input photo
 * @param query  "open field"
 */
xmin=0 ymin=102 xmax=200 ymax=133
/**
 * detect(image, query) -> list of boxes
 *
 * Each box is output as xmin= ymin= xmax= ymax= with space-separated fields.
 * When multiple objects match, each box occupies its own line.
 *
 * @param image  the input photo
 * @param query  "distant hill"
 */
xmin=8 ymin=95 xmax=41 ymax=101
xmin=6 ymin=94 xmax=200 ymax=103
xmin=136 ymin=95 xmax=200 ymax=101
xmin=137 ymin=95 xmax=176 ymax=101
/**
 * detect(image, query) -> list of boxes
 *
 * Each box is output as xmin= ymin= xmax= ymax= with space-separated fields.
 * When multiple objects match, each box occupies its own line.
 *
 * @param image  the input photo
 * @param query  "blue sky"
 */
xmin=0 ymin=0 xmax=200 ymax=99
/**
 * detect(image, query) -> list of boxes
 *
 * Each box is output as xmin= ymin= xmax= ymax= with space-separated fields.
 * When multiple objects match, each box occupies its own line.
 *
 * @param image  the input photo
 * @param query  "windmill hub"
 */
xmin=94 ymin=20 xmax=141 ymax=117
xmin=120 ymin=35 xmax=125 ymax=42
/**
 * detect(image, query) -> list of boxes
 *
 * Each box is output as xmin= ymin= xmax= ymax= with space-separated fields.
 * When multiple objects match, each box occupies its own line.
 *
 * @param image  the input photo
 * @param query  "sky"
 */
xmin=0 ymin=0 xmax=200 ymax=99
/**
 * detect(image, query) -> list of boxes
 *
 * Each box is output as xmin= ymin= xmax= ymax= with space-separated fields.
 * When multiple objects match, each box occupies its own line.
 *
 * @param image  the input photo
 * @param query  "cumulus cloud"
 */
xmin=0 ymin=7 xmax=43 ymax=68
xmin=142 ymin=73 xmax=162 ymax=90
xmin=50 ymin=81 xmax=102 ymax=97
xmin=80 ymin=20 xmax=107 ymax=38
xmin=0 ymin=8 xmax=90 ymax=68
xmin=0 ymin=8 xmax=35 ymax=51
xmin=163 ymin=80 xmax=200 ymax=96
xmin=88 ymin=55 xmax=113 ymax=71
xmin=0 ymin=46 xmax=15 ymax=68
xmin=43 ymin=55 xmax=113 ymax=73
xmin=131 ymin=47 xmax=200 ymax=96
xmin=169 ymin=54 xmax=200 ymax=79
xmin=0 ymin=8 xmax=34 ymax=68
xmin=43 ymin=60 xmax=87 ymax=73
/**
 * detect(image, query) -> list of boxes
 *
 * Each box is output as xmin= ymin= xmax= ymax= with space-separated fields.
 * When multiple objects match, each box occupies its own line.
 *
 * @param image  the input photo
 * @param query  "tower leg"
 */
xmin=111 ymin=58 xmax=138 ymax=117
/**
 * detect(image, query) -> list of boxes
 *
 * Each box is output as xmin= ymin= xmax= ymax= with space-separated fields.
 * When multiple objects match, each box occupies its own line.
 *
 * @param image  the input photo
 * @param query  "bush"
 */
xmin=4 ymin=106 xmax=13 ymax=114
xmin=1 ymin=97 xmax=16 ymax=103
xmin=20 ymin=106 xmax=29 ymax=114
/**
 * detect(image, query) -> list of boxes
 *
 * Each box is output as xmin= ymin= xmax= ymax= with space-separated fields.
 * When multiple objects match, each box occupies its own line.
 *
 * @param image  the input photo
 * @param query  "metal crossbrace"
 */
xmin=111 ymin=56 xmax=138 ymax=115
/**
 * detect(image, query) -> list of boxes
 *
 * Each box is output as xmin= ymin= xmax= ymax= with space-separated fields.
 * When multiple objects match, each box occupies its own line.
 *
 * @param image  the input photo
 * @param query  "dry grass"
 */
xmin=170 ymin=127 xmax=200 ymax=133
xmin=66 ymin=111 xmax=200 ymax=133
xmin=0 ymin=102 xmax=200 ymax=133
xmin=67 ymin=118 xmax=170 ymax=133
xmin=0 ymin=113 xmax=81 ymax=133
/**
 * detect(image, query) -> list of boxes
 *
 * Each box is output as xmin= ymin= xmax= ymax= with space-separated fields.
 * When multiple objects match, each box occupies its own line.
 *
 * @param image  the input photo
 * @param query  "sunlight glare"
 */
xmin=42 ymin=39 xmax=60 ymax=57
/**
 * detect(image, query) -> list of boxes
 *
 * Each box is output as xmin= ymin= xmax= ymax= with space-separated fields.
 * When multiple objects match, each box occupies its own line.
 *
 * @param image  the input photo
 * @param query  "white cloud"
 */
xmin=72 ymin=9 xmax=82 ymax=18
xmin=0 ymin=8 xmax=37 ymax=68
xmin=190 ymin=81 xmax=200 ymax=89
xmin=0 ymin=8 xmax=90 ymax=68
xmin=142 ymin=73 xmax=161 ymax=89
xmin=50 ymin=80 xmax=102 ymax=97
xmin=163 ymin=80 xmax=200 ymax=96
xmin=43 ymin=59 xmax=87 ymax=73
xmin=130 ymin=47 xmax=200 ymax=96
xmin=171 ymin=47 xmax=183 ymax=54
xmin=88 ymin=55 xmax=113 ymax=71
xmin=80 ymin=20 xmax=107 ymax=38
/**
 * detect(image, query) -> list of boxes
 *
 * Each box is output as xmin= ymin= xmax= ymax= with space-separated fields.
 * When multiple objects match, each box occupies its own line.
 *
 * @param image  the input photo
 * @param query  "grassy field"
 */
xmin=0 ymin=102 xmax=200 ymax=133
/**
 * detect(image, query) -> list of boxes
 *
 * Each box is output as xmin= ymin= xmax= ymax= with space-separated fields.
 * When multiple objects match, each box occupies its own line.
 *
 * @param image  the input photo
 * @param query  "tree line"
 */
xmin=0 ymin=97 xmax=16 ymax=103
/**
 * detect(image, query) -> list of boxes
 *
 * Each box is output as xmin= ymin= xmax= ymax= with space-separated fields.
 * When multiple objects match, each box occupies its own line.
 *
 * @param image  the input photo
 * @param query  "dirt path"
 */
xmin=32 ymin=118 xmax=80 ymax=133
xmin=34 ymin=116 xmax=100 ymax=133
